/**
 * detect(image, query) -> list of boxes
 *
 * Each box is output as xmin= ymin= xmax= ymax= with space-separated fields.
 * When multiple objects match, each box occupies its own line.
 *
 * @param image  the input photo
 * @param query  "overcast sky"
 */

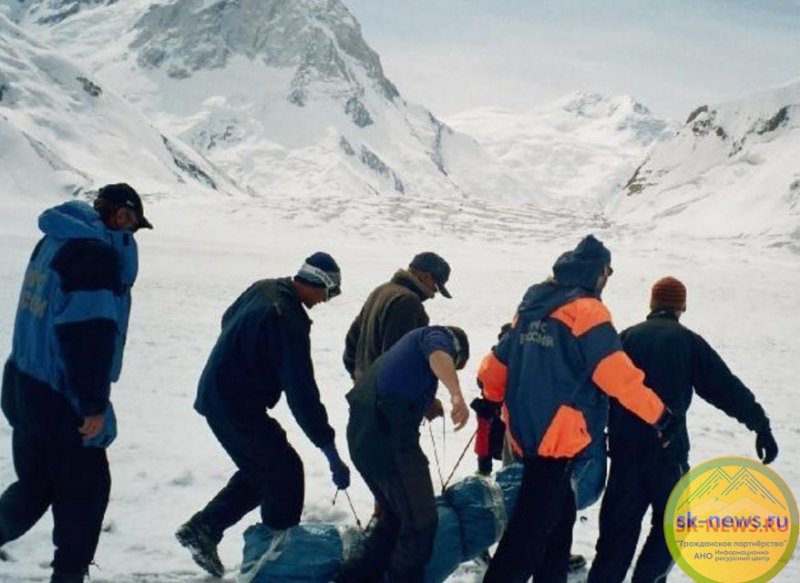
xmin=346 ymin=0 xmax=800 ymax=121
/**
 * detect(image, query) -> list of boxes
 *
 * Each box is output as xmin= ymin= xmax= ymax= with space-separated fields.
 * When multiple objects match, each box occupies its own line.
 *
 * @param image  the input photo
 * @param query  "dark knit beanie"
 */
xmin=446 ymin=326 xmax=470 ymax=369
xmin=650 ymin=276 xmax=687 ymax=311
xmin=552 ymin=234 xmax=612 ymax=290
xmin=295 ymin=252 xmax=341 ymax=295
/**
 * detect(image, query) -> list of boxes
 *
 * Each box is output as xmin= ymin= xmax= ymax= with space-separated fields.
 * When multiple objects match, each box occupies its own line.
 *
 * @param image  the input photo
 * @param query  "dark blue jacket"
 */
xmin=374 ymin=326 xmax=457 ymax=421
xmin=481 ymin=268 xmax=663 ymax=461
xmin=194 ymin=278 xmax=336 ymax=449
xmin=5 ymin=201 xmax=138 ymax=447
xmin=610 ymin=311 xmax=771 ymax=463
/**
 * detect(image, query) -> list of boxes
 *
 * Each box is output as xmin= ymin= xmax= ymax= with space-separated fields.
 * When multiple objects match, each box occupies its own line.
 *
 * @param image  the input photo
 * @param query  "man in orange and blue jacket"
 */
xmin=479 ymin=235 xmax=675 ymax=583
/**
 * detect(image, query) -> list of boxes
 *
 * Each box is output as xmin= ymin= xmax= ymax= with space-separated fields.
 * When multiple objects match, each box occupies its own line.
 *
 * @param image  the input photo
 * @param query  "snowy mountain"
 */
xmin=3 ymin=0 xmax=519 ymax=202
xmin=448 ymin=92 xmax=672 ymax=208
xmin=608 ymin=79 xmax=800 ymax=244
xmin=1 ymin=1 xmax=676 ymax=214
xmin=1 ymin=4 xmax=799 ymax=583
xmin=0 ymin=13 xmax=241 ymax=205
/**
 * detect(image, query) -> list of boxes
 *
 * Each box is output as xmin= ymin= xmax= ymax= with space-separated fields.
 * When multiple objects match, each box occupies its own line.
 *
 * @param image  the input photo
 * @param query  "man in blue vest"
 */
xmin=0 ymin=184 xmax=152 ymax=582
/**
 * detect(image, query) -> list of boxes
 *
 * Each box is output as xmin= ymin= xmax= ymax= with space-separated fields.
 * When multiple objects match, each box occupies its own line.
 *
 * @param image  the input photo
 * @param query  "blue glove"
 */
xmin=322 ymin=443 xmax=351 ymax=490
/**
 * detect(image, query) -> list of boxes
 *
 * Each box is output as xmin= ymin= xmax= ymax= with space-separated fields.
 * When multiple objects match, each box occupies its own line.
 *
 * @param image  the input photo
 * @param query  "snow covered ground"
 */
xmin=0 ymin=195 xmax=798 ymax=582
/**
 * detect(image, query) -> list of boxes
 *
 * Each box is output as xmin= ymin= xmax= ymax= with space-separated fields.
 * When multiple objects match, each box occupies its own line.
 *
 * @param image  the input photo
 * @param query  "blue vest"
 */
xmin=11 ymin=201 xmax=138 ymax=447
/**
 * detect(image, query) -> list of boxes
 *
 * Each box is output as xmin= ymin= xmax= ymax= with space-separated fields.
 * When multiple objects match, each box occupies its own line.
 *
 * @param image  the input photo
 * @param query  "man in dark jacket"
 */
xmin=343 ymin=251 xmax=452 ymax=382
xmin=176 ymin=252 xmax=351 ymax=578
xmin=587 ymin=276 xmax=779 ymax=583
xmin=0 ymin=184 xmax=152 ymax=582
xmin=478 ymin=235 xmax=673 ymax=583
xmin=336 ymin=325 xmax=470 ymax=583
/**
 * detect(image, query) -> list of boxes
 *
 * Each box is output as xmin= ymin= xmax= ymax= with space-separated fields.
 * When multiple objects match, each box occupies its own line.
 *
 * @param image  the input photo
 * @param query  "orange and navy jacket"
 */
xmin=478 ymin=281 xmax=665 ymax=460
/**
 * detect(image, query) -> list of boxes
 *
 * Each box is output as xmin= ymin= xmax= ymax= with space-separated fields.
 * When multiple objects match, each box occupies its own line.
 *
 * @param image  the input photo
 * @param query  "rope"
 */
xmin=428 ymin=421 xmax=445 ymax=490
xmin=442 ymin=415 xmax=446 ymax=470
xmin=442 ymin=428 xmax=478 ymax=491
xmin=332 ymin=489 xmax=364 ymax=531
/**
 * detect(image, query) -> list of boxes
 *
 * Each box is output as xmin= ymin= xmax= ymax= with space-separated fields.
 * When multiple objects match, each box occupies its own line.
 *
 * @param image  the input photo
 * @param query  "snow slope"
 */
xmin=448 ymin=92 xmax=672 ymax=209
xmin=608 ymin=79 xmax=800 ymax=246
xmin=0 ymin=197 xmax=798 ymax=582
xmin=0 ymin=14 xmax=241 ymax=207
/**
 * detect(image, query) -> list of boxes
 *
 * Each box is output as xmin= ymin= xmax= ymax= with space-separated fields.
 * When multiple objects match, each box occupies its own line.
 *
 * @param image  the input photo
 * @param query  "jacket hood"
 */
xmin=518 ymin=280 xmax=590 ymax=320
xmin=552 ymin=234 xmax=611 ymax=292
xmin=38 ymin=201 xmax=107 ymax=241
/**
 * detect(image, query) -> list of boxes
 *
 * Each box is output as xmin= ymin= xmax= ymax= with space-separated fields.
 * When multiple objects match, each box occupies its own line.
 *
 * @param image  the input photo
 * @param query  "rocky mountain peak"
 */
xmin=130 ymin=0 xmax=398 ymax=104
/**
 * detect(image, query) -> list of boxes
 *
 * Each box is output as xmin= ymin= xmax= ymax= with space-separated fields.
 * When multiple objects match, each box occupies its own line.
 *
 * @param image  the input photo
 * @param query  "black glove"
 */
xmin=322 ymin=444 xmax=351 ymax=490
xmin=470 ymin=397 xmax=501 ymax=420
xmin=654 ymin=407 xmax=679 ymax=448
xmin=424 ymin=398 xmax=444 ymax=421
xmin=471 ymin=398 xmax=506 ymax=460
xmin=756 ymin=429 xmax=778 ymax=465
xmin=488 ymin=416 xmax=506 ymax=460
xmin=477 ymin=455 xmax=493 ymax=476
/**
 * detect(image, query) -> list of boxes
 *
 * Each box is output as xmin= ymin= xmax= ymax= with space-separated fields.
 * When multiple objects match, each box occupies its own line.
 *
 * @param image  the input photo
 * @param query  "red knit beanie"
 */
xmin=650 ymin=276 xmax=687 ymax=311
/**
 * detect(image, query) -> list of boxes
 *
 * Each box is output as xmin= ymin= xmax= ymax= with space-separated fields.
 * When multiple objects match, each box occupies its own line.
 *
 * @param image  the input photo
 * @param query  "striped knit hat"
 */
xmin=650 ymin=276 xmax=687 ymax=311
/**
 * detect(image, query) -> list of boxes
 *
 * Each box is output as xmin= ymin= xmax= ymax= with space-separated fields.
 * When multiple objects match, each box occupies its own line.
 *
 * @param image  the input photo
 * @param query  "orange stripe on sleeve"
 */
xmin=537 ymin=405 xmax=591 ymax=458
xmin=592 ymin=350 xmax=665 ymax=424
xmin=477 ymin=351 xmax=508 ymax=403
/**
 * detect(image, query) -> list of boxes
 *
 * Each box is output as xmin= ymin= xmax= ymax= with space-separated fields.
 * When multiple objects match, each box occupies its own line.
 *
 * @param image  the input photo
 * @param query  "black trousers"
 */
xmin=587 ymin=459 xmax=688 ymax=583
xmin=337 ymin=392 xmax=437 ymax=583
xmin=0 ymin=364 xmax=110 ymax=575
xmin=192 ymin=413 xmax=304 ymax=542
xmin=483 ymin=457 xmax=575 ymax=583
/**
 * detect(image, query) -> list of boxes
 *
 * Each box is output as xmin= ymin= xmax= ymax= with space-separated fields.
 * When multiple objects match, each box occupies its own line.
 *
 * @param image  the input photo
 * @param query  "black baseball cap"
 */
xmin=97 ymin=183 xmax=153 ymax=229
xmin=410 ymin=252 xmax=451 ymax=298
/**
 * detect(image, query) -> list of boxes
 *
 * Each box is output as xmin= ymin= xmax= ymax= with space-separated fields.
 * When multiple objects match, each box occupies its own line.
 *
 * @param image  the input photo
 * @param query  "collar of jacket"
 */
xmin=391 ymin=269 xmax=433 ymax=300
xmin=278 ymin=277 xmax=312 ymax=321
xmin=517 ymin=279 xmax=594 ymax=321
xmin=646 ymin=309 xmax=680 ymax=321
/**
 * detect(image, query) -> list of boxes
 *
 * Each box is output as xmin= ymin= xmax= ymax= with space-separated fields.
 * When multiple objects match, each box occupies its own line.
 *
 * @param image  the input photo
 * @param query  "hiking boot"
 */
xmin=475 ymin=549 xmax=492 ymax=566
xmin=50 ymin=570 xmax=87 ymax=582
xmin=175 ymin=521 xmax=224 ymax=578
xmin=568 ymin=553 xmax=587 ymax=572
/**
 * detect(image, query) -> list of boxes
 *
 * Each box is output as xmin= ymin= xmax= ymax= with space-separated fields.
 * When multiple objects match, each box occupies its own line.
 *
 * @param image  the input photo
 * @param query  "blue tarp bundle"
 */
xmin=240 ymin=460 xmax=599 ymax=583
xmin=240 ymin=522 xmax=364 ymax=583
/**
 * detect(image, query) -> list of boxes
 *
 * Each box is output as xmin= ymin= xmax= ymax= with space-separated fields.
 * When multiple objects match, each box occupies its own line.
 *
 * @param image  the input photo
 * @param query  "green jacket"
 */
xmin=343 ymin=269 xmax=431 ymax=381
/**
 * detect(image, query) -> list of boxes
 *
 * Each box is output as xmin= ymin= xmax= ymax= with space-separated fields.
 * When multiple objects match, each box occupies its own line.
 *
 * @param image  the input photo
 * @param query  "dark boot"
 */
xmin=176 ymin=521 xmax=224 ymax=578
xmin=569 ymin=553 xmax=587 ymax=572
xmin=50 ymin=569 xmax=87 ymax=582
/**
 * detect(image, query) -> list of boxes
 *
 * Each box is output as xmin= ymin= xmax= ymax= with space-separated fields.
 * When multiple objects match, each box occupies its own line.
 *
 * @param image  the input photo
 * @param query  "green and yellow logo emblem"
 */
xmin=665 ymin=457 xmax=798 ymax=582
